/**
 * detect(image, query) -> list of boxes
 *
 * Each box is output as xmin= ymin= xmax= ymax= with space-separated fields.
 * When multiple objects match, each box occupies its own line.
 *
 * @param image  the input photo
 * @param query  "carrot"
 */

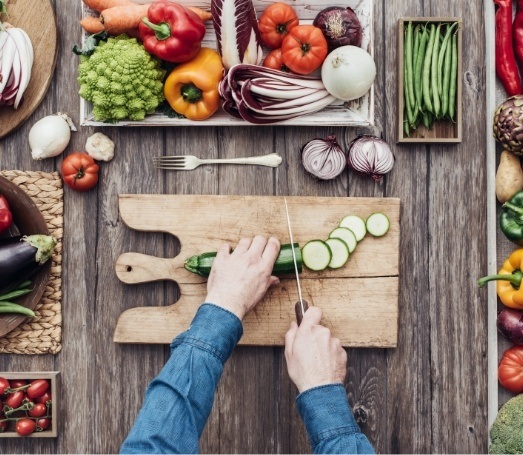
xmin=100 ymin=4 xmax=149 ymax=32
xmin=187 ymin=6 xmax=212 ymax=22
xmin=83 ymin=0 xmax=133 ymax=13
xmin=80 ymin=16 xmax=105 ymax=34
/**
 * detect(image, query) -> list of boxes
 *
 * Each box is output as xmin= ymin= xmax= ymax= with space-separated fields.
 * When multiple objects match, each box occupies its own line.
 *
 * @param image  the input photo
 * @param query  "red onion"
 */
xmin=498 ymin=308 xmax=523 ymax=345
xmin=313 ymin=6 xmax=362 ymax=52
xmin=347 ymin=136 xmax=394 ymax=181
xmin=301 ymin=135 xmax=346 ymax=180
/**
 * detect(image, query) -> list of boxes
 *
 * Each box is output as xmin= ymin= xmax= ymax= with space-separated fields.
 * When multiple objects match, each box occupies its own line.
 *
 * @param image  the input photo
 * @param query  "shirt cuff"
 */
xmin=296 ymin=383 xmax=363 ymax=448
xmin=170 ymin=303 xmax=243 ymax=364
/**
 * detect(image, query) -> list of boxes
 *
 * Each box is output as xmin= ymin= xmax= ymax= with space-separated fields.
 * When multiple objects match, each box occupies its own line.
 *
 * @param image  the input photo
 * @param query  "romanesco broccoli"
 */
xmin=78 ymin=35 xmax=166 ymax=122
xmin=490 ymin=394 xmax=523 ymax=454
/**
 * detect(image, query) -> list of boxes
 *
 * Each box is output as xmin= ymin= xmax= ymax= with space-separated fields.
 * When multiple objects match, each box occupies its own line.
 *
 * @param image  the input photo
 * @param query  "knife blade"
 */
xmin=284 ymin=197 xmax=308 ymax=325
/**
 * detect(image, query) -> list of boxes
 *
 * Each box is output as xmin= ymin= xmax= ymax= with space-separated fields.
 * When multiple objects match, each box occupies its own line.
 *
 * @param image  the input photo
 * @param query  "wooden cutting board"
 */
xmin=114 ymin=195 xmax=401 ymax=347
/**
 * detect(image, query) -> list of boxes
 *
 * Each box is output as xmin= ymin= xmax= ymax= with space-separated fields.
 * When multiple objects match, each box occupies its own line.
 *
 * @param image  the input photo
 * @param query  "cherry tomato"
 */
xmin=16 ymin=418 xmax=36 ymax=436
xmin=61 ymin=152 xmax=99 ymax=192
xmin=0 ymin=377 xmax=9 ymax=395
xmin=281 ymin=25 xmax=328 ymax=75
xmin=499 ymin=345 xmax=523 ymax=393
xmin=5 ymin=390 xmax=24 ymax=408
xmin=263 ymin=49 xmax=290 ymax=72
xmin=258 ymin=2 xmax=299 ymax=49
xmin=36 ymin=390 xmax=52 ymax=404
xmin=26 ymin=379 xmax=49 ymax=399
xmin=36 ymin=417 xmax=51 ymax=430
xmin=9 ymin=379 xmax=27 ymax=389
xmin=28 ymin=402 xmax=47 ymax=418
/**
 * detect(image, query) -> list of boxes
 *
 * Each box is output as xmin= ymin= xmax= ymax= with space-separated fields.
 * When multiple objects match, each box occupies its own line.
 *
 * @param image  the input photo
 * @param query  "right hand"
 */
xmin=284 ymin=306 xmax=347 ymax=393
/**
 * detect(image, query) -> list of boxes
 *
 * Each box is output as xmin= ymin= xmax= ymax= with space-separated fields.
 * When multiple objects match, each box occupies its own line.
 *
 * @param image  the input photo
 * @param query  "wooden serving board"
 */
xmin=114 ymin=195 xmax=401 ymax=347
xmin=0 ymin=0 xmax=58 ymax=139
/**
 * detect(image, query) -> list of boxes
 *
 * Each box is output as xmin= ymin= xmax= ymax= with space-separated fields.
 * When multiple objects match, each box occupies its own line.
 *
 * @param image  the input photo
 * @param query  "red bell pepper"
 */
xmin=0 ymin=194 xmax=13 ymax=234
xmin=139 ymin=1 xmax=206 ymax=63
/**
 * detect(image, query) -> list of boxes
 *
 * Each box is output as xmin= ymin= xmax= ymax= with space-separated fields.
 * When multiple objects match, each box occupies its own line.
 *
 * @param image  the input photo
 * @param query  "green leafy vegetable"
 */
xmin=72 ymin=31 xmax=109 ymax=57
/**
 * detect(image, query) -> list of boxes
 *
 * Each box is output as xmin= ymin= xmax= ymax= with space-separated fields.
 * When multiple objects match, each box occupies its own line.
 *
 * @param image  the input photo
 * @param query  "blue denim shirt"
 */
xmin=120 ymin=303 xmax=374 ymax=454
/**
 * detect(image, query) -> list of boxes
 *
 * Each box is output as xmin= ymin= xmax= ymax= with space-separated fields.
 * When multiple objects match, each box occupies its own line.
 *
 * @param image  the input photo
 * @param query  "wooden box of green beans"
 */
xmin=397 ymin=18 xmax=462 ymax=143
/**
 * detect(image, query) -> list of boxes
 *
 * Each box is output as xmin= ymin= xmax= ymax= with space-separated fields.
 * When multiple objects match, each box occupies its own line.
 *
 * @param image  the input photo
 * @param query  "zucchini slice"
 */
xmin=366 ymin=213 xmax=390 ymax=237
xmin=339 ymin=215 xmax=367 ymax=241
xmin=302 ymin=240 xmax=332 ymax=271
xmin=329 ymin=227 xmax=357 ymax=253
xmin=325 ymin=238 xmax=350 ymax=269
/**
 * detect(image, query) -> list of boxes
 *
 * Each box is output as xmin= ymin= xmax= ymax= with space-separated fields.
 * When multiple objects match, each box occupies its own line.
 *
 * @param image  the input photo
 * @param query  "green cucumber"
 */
xmin=184 ymin=242 xmax=302 ymax=277
xmin=325 ymin=238 xmax=350 ymax=269
xmin=329 ymin=227 xmax=357 ymax=253
xmin=339 ymin=215 xmax=366 ymax=241
xmin=366 ymin=213 xmax=390 ymax=237
xmin=302 ymin=240 xmax=332 ymax=271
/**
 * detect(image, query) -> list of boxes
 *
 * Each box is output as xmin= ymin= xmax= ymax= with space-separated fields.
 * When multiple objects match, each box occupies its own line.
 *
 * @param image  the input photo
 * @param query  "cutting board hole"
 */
xmin=126 ymin=266 xmax=132 ymax=272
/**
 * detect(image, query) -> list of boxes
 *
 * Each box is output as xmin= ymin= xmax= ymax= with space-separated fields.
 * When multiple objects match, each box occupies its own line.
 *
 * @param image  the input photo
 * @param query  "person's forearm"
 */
xmin=296 ymin=384 xmax=375 ymax=454
xmin=120 ymin=304 xmax=243 ymax=454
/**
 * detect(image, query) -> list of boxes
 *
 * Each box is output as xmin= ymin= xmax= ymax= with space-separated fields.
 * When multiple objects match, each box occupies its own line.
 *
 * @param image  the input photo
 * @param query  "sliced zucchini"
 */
xmin=366 ymin=213 xmax=390 ymax=237
xmin=302 ymin=240 xmax=332 ymax=271
xmin=339 ymin=215 xmax=366 ymax=241
xmin=325 ymin=238 xmax=350 ymax=269
xmin=329 ymin=227 xmax=357 ymax=253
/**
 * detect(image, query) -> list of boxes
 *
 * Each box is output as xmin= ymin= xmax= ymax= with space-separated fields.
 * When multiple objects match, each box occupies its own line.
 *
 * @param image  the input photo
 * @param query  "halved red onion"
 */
xmin=347 ymin=136 xmax=394 ymax=181
xmin=301 ymin=135 xmax=346 ymax=180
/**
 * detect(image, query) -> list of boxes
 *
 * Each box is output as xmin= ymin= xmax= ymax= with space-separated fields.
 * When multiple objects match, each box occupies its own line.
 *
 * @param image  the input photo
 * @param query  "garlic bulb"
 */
xmin=347 ymin=136 xmax=394 ymax=181
xmin=29 ymin=113 xmax=77 ymax=160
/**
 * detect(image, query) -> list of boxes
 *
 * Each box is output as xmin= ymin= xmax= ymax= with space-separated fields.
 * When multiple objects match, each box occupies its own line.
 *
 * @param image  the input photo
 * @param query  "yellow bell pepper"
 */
xmin=478 ymin=248 xmax=523 ymax=309
xmin=163 ymin=48 xmax=224 ymax=121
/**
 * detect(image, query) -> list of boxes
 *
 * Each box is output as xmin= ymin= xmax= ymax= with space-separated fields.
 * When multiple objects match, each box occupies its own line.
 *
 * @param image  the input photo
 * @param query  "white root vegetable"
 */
xmin=86 ymin=132 xmax=115 ymax=162
xmin=29 ymin=113 xmax=77 ymax=160
xmin=496 ymin=150 xmax=523 ymax=203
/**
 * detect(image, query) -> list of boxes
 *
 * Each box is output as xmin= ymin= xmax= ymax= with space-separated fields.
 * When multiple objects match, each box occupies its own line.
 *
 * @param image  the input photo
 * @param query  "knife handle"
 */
xmin=295 ymin=300 xmax=309 ymax=326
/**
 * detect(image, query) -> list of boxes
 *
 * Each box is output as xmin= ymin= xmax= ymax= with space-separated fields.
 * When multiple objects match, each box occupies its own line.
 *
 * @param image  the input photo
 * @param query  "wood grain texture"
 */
xmin=0 ymin=0 xmax=58 ymax=139
xmin=0 ymin=0 xmax=488 ymax=453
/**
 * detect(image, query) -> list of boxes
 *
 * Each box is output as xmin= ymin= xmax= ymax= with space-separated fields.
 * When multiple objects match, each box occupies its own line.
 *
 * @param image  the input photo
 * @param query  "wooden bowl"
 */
xmin=0 ymin=176 xmax=51 ymax=338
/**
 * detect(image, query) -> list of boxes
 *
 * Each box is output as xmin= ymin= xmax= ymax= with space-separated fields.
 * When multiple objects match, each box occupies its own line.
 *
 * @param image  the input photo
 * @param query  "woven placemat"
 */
xmin=0 ymin=170 xmax=63 ymax=354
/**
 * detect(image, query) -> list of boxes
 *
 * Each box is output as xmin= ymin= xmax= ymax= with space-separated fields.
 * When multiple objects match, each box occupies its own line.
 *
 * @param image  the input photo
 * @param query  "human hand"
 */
xmin=205 ymin=236 xmax=281 ymax=320
xmin=284 ymin=306 xmax=347 ymax=393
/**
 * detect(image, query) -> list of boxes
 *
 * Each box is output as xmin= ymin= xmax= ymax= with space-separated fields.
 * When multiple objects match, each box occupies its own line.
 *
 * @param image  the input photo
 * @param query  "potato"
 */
xmin=496 ymin=150 xmax=523 ymax=203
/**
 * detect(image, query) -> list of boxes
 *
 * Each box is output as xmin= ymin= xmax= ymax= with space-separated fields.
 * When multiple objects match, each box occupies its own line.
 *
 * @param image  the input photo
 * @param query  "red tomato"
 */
xmin=9 ymin=379 xmax=27 ymax=389
xmin=5 ymin=390 xmax=24 ymax=408
xmin=263 ymin=49 xmax=290 ymax=72
xmin=61 ymin=152 xmax=99 ymax=192
xmin=36 ymin=390 xmax=52 ymax=404
xmin=499 ymin=345 xmax=523 ymax=393
xmin=0 ymin=377 xmax=9 ymax=395
xmin=27 ymin=379 xmax=49 ymax=399
xmin=16 ymin=418 xmax=36 ymax=436
xmin=36 ymin=417 xmax=51 ymax=430
xmin=258 ymin=3 xmax=299 ymax=49
xmin=281 ymin=25 xmax=328 ymax=75
xmin=29 ymin=402 xmax=47 ymax=418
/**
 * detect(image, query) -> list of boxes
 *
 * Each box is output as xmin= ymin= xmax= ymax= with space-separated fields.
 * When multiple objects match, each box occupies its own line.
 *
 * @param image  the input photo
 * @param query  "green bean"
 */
xmin=431 ymin=24 xmax=441 ymax=118
xmin=437 ymin=23 xmax=456 ymax=97
xmin=448 ymin=31 xmax=458 ymax=121
xmin=0 ymin=288 xmax=31 ymax=301
xmin=404 ymin=26 xmax=416 ymax=126
xmin=422 ymin=24 xmax=436 ymax=113
xmin=422 ymin=111 xmax=430 ymax=129
xmin=16 ymin=280 xmax=32 ymax=289
xmin=0 ymin=302 xmax=35 ymax=317
xmin=440 ymin=30 xmax=453 ymax=118
xmin=404 ymin=118 xmax=410 ymax=136
xmin=413 ymin=25 xmax=420 ymax=84
xmin=414 ymin=26 xmax=428 ymax=113
xmin=406 ymin=22 xmax=416 ymax=110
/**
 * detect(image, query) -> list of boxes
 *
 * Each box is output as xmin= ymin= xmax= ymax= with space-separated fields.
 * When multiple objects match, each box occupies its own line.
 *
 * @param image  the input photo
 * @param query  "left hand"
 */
xmin=205 ymin=236 xmax=281 ymax=320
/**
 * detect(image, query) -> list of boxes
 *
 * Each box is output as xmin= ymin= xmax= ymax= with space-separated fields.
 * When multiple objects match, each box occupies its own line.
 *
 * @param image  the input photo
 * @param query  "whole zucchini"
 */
xmin=184 ymin=243 xmax=302 ymax=277
xmin=0 ymin=235 xmax=56 ymax=293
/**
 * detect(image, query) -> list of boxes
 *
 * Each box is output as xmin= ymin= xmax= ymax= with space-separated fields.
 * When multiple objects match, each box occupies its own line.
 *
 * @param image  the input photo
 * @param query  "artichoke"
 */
xmin=494 ymin=95 xmax=523 ymax=155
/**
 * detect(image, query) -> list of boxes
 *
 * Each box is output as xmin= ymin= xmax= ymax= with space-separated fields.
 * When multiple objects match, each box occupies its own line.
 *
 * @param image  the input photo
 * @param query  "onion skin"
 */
xmin=301 ymin=134 xmax=346 ymax=180
xmin=347 ymin=135 xmax=394 ymax=181
xmin=313 ymin=6 xmax=362 ymax=52
xmin=498 ymin=308 xmax=523 ymax=345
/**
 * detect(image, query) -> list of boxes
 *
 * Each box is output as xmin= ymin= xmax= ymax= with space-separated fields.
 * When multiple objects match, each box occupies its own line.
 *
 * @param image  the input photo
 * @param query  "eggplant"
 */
xmin=0 ymin=235 xmax=56 ymax=293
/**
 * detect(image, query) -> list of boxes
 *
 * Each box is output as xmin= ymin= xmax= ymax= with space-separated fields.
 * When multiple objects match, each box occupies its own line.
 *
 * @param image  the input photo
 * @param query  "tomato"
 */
xmin=263 ymin=49 xmax=290 ymax=72
xmin=9 ymin=379 xmax=27 ymax=389
xmin=16 ymin=418 xmax=36 ymax=436
xmin=36 ymin=390 xmax=52 ymax=404
xmin=61 ymin=152 xmax=99 ymax=192
xmin=258 ymin=2 xmax=299 ymax=49
xmin=27 ymin=379 xmax=49 ymax=399
xmin=499 ymin=345 xmax=523 ymax=393
xmin=36 ymin=417 xmax=51 ymax=430
xmin=29 ymin=402 xmax=47 ymax=418
xmin=281 ymin=25 xmax=328 ymax=75
xmin=4 ymin=390 xmax=24 ymax=408
xmin=0 ymin=377 xmax=9 ymax=395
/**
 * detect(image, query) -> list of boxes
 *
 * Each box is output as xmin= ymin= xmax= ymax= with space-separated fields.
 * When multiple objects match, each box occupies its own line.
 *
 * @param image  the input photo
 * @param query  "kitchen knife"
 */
xmin=284 ymin=197 xmax=309 ymax=325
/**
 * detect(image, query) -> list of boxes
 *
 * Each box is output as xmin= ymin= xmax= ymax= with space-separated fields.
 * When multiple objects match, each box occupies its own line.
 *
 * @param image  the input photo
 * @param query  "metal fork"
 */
xmin=153 ymin=153 xmax=283 ymax=170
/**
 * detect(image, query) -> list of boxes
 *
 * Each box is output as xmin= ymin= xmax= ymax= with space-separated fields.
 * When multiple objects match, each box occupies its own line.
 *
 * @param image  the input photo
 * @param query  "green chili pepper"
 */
xmin=500 ymin=191 xmax=523 ymax=246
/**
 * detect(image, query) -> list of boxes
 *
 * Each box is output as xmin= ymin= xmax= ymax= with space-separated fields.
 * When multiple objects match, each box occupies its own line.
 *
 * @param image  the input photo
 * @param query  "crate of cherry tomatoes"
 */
xmin=0 ymin=372 xmax=58 ymax=437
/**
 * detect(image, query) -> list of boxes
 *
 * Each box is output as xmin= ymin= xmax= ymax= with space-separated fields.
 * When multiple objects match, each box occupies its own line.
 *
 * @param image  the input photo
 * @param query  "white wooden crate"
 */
xmin=79 ymin=0 xmax=374 ymax=127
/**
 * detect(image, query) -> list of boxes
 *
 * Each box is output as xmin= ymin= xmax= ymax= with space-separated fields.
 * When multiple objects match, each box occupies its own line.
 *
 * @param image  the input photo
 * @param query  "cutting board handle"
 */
xmin=115 ymin=252 xmax=185 ymax=284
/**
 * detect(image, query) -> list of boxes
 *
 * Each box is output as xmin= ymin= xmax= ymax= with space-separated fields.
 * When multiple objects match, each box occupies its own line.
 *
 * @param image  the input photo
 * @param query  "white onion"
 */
xmin=347 ymin=136 xmax=394 ymax=181
xmin=301 ymin=135 xmax=346 ymax=180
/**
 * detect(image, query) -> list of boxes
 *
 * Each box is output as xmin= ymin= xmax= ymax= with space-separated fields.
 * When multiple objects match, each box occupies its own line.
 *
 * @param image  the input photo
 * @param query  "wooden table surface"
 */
xmin=0 ymin=0 xmax=487 ymax=453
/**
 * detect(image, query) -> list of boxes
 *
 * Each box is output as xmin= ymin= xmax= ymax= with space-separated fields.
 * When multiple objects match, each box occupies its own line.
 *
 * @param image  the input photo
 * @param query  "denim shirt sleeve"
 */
xmin=120 ymin=303 xmax=243 ymax=454
xmin=296 ymin=384 xmax=375 ymax=454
